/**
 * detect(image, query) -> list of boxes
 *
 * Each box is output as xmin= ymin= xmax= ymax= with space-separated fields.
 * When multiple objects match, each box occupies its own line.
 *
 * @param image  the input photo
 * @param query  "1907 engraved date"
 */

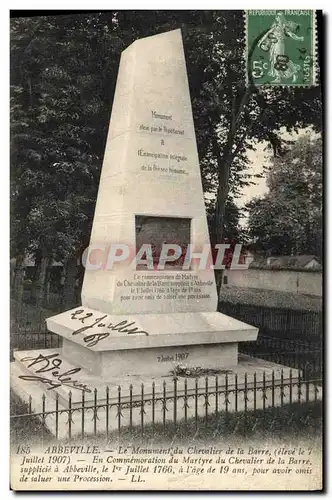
xmin=157 ymin=352 xmax=189 ymax=363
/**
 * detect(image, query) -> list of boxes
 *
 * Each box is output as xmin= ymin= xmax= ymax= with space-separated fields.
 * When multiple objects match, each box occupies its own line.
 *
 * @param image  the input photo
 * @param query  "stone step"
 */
xmin=11 ymin=359 xmax=322 ymax=439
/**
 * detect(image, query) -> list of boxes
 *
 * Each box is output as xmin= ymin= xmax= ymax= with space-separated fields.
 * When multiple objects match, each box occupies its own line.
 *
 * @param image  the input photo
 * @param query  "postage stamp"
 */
xmin=246 ymin=10 xmax=316 ymax=86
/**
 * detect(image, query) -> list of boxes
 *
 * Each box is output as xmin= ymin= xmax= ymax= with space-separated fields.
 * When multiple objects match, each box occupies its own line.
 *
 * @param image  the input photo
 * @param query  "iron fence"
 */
xmin=239 ymin=336 xmax=322 ymax=379
xmin=219 ymin=301 xmax=322 ymax=342
xmin=11 ymin=330 xmax=61 ymax=359
xmin=11 ymin=366 xmax=322 ymax=442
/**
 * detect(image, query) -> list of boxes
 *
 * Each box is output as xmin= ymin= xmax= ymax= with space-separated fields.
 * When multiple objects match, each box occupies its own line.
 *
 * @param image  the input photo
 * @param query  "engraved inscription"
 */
xmin=157 ymin=352 xmax=189 ymax=363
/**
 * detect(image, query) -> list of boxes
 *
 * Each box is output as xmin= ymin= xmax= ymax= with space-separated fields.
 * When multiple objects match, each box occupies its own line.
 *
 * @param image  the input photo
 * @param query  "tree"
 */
xmin=11 ymin=13 xmax=121 ymax=306
xmin=247 ymin=134 xmax=322 ymax=258
xmin=207 ymin=198 xmax=242 ymax=242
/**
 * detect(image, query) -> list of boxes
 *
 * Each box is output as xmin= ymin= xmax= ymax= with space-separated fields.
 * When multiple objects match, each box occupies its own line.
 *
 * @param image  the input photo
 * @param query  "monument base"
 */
xmin=45 ymin=306 xmax=259 ymax=378
xmin=11 ymin=352 xmax=321 ymax=440
xmin=61 ymin=338 xmax=238 ymax=377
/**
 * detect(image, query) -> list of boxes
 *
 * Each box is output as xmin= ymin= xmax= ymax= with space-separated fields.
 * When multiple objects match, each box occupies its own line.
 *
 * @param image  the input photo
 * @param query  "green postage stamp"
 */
xmin=246 ymin=10 xmax=316 ymax=86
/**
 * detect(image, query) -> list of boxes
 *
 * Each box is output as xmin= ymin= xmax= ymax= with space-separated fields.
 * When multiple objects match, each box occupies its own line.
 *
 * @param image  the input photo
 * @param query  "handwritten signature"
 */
xmin=19 ymin=353 xmax=91 ymax=392
xmin=70 ymin=309 xmax=149 ymax=346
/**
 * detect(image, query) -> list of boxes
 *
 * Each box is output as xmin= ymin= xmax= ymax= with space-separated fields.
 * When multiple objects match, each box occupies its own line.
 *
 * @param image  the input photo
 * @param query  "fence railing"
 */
xmin=219 ymin=301 xmax=322 ymax=342
xmin=10 ymin=330 xmax=61 ymax=359
xmin=239 ymin=336 xmax=322 ymax=379
xmin=11 ymin=366 xmax=322 ymax=442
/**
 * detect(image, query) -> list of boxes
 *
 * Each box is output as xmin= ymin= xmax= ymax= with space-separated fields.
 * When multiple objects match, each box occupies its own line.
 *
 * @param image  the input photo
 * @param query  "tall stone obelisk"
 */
xmin=81 ymin=28 xmax=218 ymax=315
xmin=42 ymin=29 xmax=258 ymax=377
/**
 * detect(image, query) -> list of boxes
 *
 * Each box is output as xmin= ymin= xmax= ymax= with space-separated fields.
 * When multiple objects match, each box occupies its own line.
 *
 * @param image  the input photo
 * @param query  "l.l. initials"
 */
xmin=130 ymin=474 xmax=144 ymax=483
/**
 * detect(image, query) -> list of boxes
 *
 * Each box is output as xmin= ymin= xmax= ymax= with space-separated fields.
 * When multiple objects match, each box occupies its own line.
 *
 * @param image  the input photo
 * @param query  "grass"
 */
xmin=10 ymin=392 xmax=53 ymax=444
xmin=108 ymin=402 xmax=322 ymax=443
xmin=219 ymin=286 xmax=322 ymax=312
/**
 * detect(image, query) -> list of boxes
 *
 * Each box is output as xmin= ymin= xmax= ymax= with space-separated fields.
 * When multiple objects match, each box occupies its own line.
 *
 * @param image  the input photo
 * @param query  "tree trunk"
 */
xmin=214 ymin=156 xmax=232 ymax=299
xmin=62 ymin=257 xmax=78 ymax=309
xmin=45 ymin=267 xmax=51 ymax=307
xmin=75 ymin=261 xmax=85 ymax=304
xmin=10 ymin=259 xmax=16 ymax=290
xmin=35 ymin=253 xmax=50 ymax=309
xmin=30 ymin=249 xmax=42 ymax=303
xmin=12 ymin=254 xmax=25 ymax=315
xmin=211 ymin=86 xmax=255 ymax=300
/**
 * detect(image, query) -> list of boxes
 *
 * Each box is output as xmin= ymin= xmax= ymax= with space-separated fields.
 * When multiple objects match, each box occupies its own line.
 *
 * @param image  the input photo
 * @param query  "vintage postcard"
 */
xmin=10 ymin=10 xmax=323 ymax=491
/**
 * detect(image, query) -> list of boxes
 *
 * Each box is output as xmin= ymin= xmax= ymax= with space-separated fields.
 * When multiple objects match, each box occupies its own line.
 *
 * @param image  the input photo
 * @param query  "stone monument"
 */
xmin=48 ymin=28 xmax=258 ymax=376
xmin=12 ymin=29 xmax=292 ymax=436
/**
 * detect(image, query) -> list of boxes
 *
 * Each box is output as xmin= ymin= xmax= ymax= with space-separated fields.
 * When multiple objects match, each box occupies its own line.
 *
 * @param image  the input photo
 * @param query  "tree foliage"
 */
xmin=247 ymin=134 xmax=322 ymax=258
xmin=11 ymin=14 xmax=122 ymax=263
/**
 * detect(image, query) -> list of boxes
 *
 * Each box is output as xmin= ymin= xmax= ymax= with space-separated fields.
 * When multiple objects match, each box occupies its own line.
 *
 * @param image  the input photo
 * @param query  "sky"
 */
xmin=236 ymin=141 xmax=269 ymax=225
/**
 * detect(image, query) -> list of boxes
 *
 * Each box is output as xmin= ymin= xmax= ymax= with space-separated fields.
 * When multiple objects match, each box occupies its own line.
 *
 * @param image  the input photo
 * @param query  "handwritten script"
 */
xmin=19 ymin=353 xmax=91 ymax=392
xmin=70 ymin=309 xmax=149 ymax=346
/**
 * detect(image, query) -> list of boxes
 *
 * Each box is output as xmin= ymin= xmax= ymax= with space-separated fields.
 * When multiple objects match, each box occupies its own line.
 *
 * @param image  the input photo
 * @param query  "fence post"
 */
xmin=173 ymin=377 xmax=177 ymax=433
xmin=152 ymin=381 xmax=155 ymax=435
xmin=280 ymin=370 xmax=284 ymax=408
xmin=68 ymin=391 xmax=72 ymax=440
xmin=28 ymin=394 xmax=32 ymax=439
xmin=244 ymin=372 xmax=248 ymax=434
xmin=129 ymin=384 xmax=133 ymax=434
xmin=81 ymin=390 xmax=85 ymax=440
xmin=195 ymin=378 xmax=199 ymax=432
xmin=262 ymin=371 xmax=266 ymax=414
xmin=140 ymin=383 xmax=145 ymax=437
xmin=162 ymin=381 xmax=167 ymax=431
xmin=204 ymin=377 xmax=209 ymax=427
xmin=235 ymin=374 xmax=238 ymax=413
xmin=253 ymin=372 xmax=257 ymax=414
xmin=41 ymin=393 xmax=46 ymax=442
xmin=117 ymin=385 xmax=121 ymax=437
xmin=184 ymin=378 xmax=188 ymax=431
xmin=106 ymin=386 xmax=109 ymax=437
xmin=93 ymin=388 xmax=98 ymax=437
xmin=215 ymin=375 xmax=218 ymax=422
xmin=55 ymin=392 xmax=59 ymax=440
xmin=225 ymin=373 xmax=229 ymax=429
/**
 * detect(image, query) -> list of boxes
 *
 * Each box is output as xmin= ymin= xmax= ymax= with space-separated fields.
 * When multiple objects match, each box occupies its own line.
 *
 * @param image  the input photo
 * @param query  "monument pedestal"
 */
xmin=45 ymin=307 xmax=258 ymax=378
